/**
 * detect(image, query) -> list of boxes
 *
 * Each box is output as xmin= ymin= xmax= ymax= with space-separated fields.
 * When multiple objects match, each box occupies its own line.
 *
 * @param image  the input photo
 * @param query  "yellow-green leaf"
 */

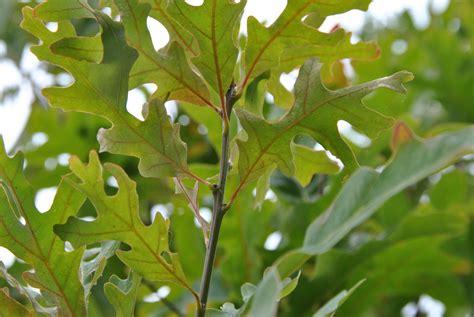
xmin=241 ymin=0 xmax=373 ymax=88
xmin=0 ymin=138 xmax=87 ymax=316
xmin=233 ymin=59 xmax=413 ymax=200
xmin=54 ymin=152 xmax=198 ymax=301
xmin=104 ymin=272 xmax=141 ymax=317
xmin=114 ymin=0 xmax=213 ymax=108
xmin=167 ymin=0 xmax=246 ymax=106
xmin=21 ymin=6 xmax=202 ymax=181
xmin=292 ymin=144 xmax=339 ymax=187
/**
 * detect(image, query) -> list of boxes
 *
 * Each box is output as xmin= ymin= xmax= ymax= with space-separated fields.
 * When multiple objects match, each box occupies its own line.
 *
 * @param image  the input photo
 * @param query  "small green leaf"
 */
xmin=278 ymin=271 xmax=301 ymax=300
xmin=312 ymin=279 xmax=365 ymax=317
xmin=104 ymin=272 xmax=141 ymax=317
xmin=81 ymin=241 xmax=120 ymax=295
xmin=247 ymin=268 xmax=281 ymax=317
xmin=292 ymin=144 xmax=339 ymax=187
xmin=208 ymin=267 xmax=294 ymax=316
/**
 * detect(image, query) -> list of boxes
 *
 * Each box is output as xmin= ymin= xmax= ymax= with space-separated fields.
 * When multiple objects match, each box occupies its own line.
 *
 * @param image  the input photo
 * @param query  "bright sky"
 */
xmin=0 ymin=1 xmax=451 ymax=314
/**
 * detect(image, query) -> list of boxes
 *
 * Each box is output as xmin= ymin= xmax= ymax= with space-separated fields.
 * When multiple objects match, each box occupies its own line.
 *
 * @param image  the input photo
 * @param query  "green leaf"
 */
xmin=208 ymin=268 xmax=283 ymax=317
xmin=292 ymin=144 xmax=339 ymax=187
xmin=247 ymin=268 xmax=281 ymax=317
xmin=313 ymin=209 xmax=469 ymax=316
xmin=54 ymin=152 xmax=198 ymax=301
xmin=267 ymin=39 xmax=380 ymax=109
xmin=33 ymin=0 xmax=94 ymax=21
xmin=312 ymin=279 xmax=365 ymax=317
xmin=0 ymin=138 xmax=87 ymax=316
xmin=278 ymin=271 xmax=301 ymax=300
xmin=104 ymin=272 xmax=141 ymax=317
xmin=0 ymin=288 xmax=34 ymax=317
xmin=21 ymin=6 xmax=205 ymax=182
xmin=142 ymin=0 xmax=200 ymax=56
xmin=81 ymin=241 xmax=120 ymax=295
xmin=21 ymin=8 xmax=137 ymax=125
xmin=0 ymin=263 xmax=55 ymax=315
xmin=274 ymin=127 xmax=474 ymax=277
xmin=97 ymin=100 xmax=193 ymax=179
xmin=113 ymin=0 xmax=214 ymax=108
xmin=174 ymin=178 xmax=210 ymax=236
xmin=167 ymin=0 xmax=245 ymax=104
xmin=302 ymin=127 xmax=473 ymax=254
xmin=241 ymin=0 xmax=373 ymax=87
xmin=51 ymin=34 xmax=102 ymax=63
xmin=234 ymin=59 xmax=412 ymax=199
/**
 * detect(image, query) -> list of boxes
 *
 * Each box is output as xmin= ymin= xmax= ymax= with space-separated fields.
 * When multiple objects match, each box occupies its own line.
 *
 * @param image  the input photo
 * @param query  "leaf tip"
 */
xmin=390 ymin=121 xmax=415 ymax=153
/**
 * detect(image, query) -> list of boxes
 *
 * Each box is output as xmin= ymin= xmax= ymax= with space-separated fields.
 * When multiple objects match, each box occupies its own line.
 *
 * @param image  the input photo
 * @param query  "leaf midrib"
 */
xmin=152 ymin=0 xmax=199 ymax=56
xmin=241 ymin=1 xmax=312 ymax=88
xmin=123 ymin=0 xmax=215 ymax=109
xmin=55 ymin=45 xmax=206 ymax=182
xmin=61 ymin=181 xmax=197 ymax=297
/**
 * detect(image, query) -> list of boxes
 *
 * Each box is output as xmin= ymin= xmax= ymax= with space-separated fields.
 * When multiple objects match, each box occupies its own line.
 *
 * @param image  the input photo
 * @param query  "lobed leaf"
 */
xmin=114 ymin=0 xmax=213 ymax=108
xmin=54 ymin=152 xmax=197 ymax=300
xmin=0 ymin=288 xmax=34 ymax=317
xmin=33 ymin=0 xmax=94 ymax=21
xmin=241 ymin=0 xmax=374 ymax=88
xmin=0 ymin=138 xmax=87 ymax=316
xmin=167 ymin=0 xmax=246 ymax=107
xmin=21 ymin=5 xmax=203 ymax=182
xmin=104 ymin=272 xmax=141 ymax=317
xmin=142 ymin=0 xmax=200 ymax=57
xmin=97 ymin=100 xmax=192 ymax=180
xmin=233 ymin=59 xmax=413 ymax=200
xmin=292 ymin=143 xmax=340 ymax=187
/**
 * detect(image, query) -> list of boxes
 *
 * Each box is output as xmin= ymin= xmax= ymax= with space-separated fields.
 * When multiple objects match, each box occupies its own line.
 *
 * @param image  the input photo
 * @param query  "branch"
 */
xmin=197 ymin=83 xmax=237 ymax=316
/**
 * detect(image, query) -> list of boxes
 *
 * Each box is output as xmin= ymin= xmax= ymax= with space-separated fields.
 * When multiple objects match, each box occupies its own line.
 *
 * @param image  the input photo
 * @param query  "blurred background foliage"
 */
xmin=0 ymin=0 xmax=472 ymax=316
